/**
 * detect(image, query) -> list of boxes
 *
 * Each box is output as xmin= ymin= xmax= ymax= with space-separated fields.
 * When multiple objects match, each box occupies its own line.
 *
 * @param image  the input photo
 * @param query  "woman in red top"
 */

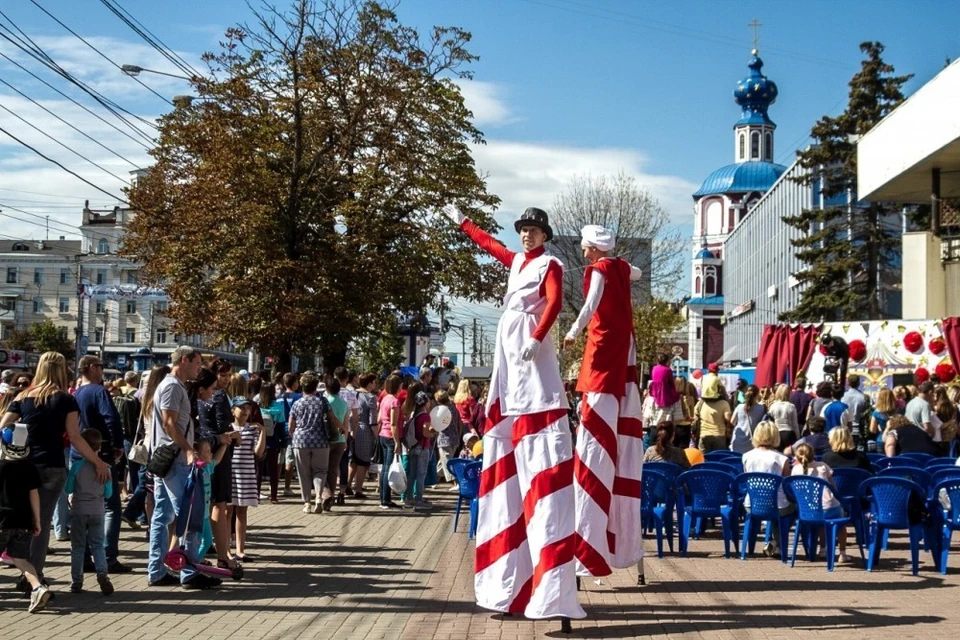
xmin=453 ymin=379 xmax=479 ymax=437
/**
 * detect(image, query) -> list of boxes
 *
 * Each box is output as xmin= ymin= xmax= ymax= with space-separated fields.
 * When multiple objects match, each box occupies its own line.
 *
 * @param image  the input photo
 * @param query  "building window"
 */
xmin=34 ymin=269 xmax=44 ymax=285
xmin=6 ymin=268 xmax=16 ymax=284
xmin=32 ymin=298 xmax=42 ymax=314
xmin=97 ymin=238 xmax=109 ymax=254
xmin=58 ymin=297 xmax=69 ymax=313
xmin=694 ymin=276 xmax=701 ymax=295
xmin=764 ymin=132 xmax=772 ymax=161
xmin=750 ymin=131 xmax=760 ymax=159
xmin=696 ymin=327 xmax=702 ymax=340
xmin=155 ymin=301 xmax=168 ymax=314
xmin=11 ymin=242 xmax=28 ymax=252
xmin=96 ymin=269 xmax=107 ymax=285
xmin=156 ymin=328 xmax=167 ymax=344
xmin=60 ymin=268 xmax=70 ymax=285
xmin=95 ymin=327 xmax=103 ymax=343
xmin=58 ymin=327 xmax=68 ymax=341
xmin=125 ymin=328 xmax=136 ymax=343
xmin=95 ymin=300 xmax=105 ymax=314
xmin=739 ymin=133 xmax=745 ymax=160
xmin=126 ymin=271 xmax=137 ymax=285
xmin=705 ymin=276 xmax=716 ymax=296
xmin=125 ymin=300 xmax=137 ymax=315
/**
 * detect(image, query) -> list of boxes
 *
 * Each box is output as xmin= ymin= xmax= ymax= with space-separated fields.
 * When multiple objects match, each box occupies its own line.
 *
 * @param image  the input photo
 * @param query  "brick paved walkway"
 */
xmin=3 ymin=487 xmax=960 ymax=639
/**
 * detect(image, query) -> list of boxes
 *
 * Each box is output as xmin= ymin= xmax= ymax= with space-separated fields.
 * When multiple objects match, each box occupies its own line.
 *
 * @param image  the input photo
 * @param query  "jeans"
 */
xmin=378 ymin=436 xmax=396 ymax=505
xmin=147 ymin=460 xmax=197 ymax=584
xmin=52 ymin=447 xmax=71 ymax=540
xmin=122 ymin=464 xmax=148 ymax=523
xmin=323 ymin=442 xmax=346 ymax=500
xmin=103 ymin=464 xmax=122 ymax=565
xmin=72 ymin=513 xmax=106 ymax=584
xmin=31 ymin=466 xmax=67 ymax=578
xmin=405 ymin=446 xmax=430 ymax=503
xmin=260 ymin=448 xmax=281 ymax=500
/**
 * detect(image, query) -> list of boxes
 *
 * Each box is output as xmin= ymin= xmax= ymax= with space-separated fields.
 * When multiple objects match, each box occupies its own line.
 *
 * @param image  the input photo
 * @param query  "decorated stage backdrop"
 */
xmin=803 ymin=319 xmax=956 ymax=394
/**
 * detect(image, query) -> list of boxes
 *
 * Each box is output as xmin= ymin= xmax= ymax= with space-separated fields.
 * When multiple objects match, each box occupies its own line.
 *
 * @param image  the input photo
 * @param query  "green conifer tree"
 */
xmin=780 ymin=42 xmax=912 ymax=322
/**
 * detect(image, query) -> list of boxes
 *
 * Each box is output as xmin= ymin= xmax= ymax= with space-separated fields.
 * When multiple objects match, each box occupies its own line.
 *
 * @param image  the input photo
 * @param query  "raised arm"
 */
xmin=443 ymin=204 xmax=515 ymax=268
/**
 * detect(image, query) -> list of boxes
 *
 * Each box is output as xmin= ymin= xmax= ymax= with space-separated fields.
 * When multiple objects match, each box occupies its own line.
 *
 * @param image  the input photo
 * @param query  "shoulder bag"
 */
xmin=146 ymin=417 xmax=193 ymax=478
xmin=127 ymin=415 xmax=149 ymax=465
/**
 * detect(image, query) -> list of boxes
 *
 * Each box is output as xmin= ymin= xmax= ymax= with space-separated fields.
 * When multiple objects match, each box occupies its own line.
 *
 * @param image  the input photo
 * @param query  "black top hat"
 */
xmin=513 ymin=207 xmax=554 ymax=242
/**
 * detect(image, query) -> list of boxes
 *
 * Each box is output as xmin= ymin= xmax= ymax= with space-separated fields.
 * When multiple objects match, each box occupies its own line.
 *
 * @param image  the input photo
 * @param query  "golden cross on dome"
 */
xmin=748 ymin=19 xmax=763 ymax=51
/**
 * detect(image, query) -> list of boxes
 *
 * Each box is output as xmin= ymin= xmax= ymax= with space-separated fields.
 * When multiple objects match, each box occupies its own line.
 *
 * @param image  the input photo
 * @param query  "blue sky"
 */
xmin=1 ymin=0 xmax=958 ymax=358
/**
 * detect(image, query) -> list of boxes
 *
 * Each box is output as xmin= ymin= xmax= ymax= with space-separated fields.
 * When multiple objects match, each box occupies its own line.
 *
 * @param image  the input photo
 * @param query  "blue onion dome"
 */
xmin=733 ymin=49 xmax=778 ymax=127
xmin=695 ymin=246 xmax=716 ymax=260
xmin=693 ymin=161 xmax=786 ymax=197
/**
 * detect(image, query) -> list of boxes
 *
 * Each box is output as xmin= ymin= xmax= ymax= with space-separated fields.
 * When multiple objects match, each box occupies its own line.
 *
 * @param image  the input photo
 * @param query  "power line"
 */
xmin=99 ymin=0 xmax=202 ymax=78
xmin=0 ymin=201 xmax=127 ymax=241
xmin=0 ymin=50 xmax=152 ymax=150
xmin=25 ymin=0 xmax=172 ymax=105
xmin=0 ymin=75 xmax=144 ymax=169
xmin=0 ymin=125 xmax=127 ymax=204
xmin=0 ymin=100 xmax=133 ymax=185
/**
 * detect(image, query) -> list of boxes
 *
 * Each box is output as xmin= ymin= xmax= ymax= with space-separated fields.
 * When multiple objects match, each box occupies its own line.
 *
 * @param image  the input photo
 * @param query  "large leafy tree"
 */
xmin=781 ymin=42 xmax=912 ymax=322
xmin=123 ymin=0 xmax=502 ymax=370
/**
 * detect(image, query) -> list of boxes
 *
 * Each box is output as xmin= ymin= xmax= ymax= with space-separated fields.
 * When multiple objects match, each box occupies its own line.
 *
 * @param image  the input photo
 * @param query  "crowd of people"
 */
xmin=0 ymin=349 xmax=489 ymax=610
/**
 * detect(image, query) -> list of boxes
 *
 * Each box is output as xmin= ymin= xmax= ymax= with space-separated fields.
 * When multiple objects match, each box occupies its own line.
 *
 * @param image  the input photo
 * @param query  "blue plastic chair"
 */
xmin=878 ymin=465 xmax=932 ymax=489
xmin=783 ymin=475 xmax=862 ymax=571
xmin=900 ymin=452 xmax=937 ymax=466
xmin=951 ymin=440 xmax=960 ymax=458
xmin=641 ymin=469 xmax=674 ymax=557
xmin=927 ymin=458 xmax=959 ymax=470
xmin=860 ymin=476 xmax=927 ymax=575
xmin=867 ymin=452 xmax=887 ymax=465
xmin=934 ymin=477 xmax=960 ymax=574
xmin=735 ymin=472 xmax=795 ymax=563
xmin=675 ymin=469 xmax=738 ymax=558
xmin=701 ymin=461 xmax=739 ymax=476
xmin=831 ymin=467 xmax=873 ymax=549
xmin=643 ymin=462 xmax=682 ymax=542
xmin=644 ymin=461 xmax=685 ymax=483
xmin=873 ymin=457 xmax=923 ymax=472
xmin=705 ymin=450 xmax=741 ymax=462
xmin=449 ymin=460 xmax=481 ymax=538
xmin=928 ymin=467 xmax=960 ymax=500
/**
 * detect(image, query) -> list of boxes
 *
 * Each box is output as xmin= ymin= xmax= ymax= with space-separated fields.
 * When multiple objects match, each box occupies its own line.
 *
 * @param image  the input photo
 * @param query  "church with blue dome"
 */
xmin=687 ymin=49 xmax=787 ymax=370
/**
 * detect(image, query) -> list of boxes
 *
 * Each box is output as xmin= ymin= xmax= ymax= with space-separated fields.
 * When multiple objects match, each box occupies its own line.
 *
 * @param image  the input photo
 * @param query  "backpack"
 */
xmin=113 ymin=390 xmax=141 ymax=441
xmin=402 ymin=413 xmax=421 ymax=450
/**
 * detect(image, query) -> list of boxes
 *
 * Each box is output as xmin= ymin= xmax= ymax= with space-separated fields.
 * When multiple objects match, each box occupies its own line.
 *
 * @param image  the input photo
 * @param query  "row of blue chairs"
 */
xmin=641 ymin=463 xmax=960 ymax=575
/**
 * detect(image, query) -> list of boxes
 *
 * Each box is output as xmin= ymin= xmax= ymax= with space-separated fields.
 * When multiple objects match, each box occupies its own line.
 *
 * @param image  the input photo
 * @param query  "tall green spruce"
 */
xmin=780 ymin=42 xmax=912 ymax=322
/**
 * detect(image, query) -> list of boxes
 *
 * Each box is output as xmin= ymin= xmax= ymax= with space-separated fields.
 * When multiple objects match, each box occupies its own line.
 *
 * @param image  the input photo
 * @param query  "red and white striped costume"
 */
xmin=567 ymin=257 xmax=644 ymax=577
xmin=460 ymin=219 xmax=585 ymax=620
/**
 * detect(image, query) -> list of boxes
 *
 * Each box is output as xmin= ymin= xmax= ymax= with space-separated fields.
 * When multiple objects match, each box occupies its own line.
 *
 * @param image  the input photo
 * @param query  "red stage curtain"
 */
xmin=941 ymin=317 xmax=960 ymax=369
xmin=754 ymin=324 xmax=820 ymax=388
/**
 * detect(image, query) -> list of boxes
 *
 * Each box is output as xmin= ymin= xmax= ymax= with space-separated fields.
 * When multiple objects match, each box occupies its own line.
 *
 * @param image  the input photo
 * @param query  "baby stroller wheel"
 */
xmin=231 ymin=565 xmax=244 ymax=581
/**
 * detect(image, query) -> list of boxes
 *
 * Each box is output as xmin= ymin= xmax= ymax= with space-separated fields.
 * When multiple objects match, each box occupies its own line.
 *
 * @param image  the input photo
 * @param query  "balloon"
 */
xmin=430 ymin=405 xmax=452 ymax=431
xmin=684 ymin=448 xmax=705 ymax=466
xmin=472 ymin=440 xmax=484 ymax=457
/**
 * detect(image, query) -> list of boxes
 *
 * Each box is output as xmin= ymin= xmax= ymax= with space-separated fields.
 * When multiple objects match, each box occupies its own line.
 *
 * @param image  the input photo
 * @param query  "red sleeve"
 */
xmin=461 ymin=219 xmax=515 ymax=268
xmin=532 ymin=260 xmax=562 ymax=342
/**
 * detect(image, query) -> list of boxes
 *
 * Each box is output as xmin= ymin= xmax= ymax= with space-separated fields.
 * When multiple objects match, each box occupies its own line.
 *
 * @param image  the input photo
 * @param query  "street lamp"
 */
xmin=121 ymin=64 xmax=192 ymax=81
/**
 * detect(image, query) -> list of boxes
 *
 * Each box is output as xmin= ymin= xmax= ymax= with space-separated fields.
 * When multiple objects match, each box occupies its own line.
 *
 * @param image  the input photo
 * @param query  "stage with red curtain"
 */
xmin=754 ymin=324 xmax=820 ymax=388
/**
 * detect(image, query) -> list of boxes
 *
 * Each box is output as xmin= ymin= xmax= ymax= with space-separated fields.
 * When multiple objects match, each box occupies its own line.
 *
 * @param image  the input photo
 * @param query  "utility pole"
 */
xmin=438 ymin=294 xmax=446 ymax=361
xmin=73 ymin=257 xmax=83 ymax=368
xmin=471 ymin=318 xmax=478 ymax=367
xmin=100 ymin=307 xmax=108 ymax=354
xmin=479 ymin=326 xmax=485 ymax=367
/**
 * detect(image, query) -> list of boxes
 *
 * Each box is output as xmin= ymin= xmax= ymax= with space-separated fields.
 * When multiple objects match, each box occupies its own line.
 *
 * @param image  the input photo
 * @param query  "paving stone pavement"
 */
xmin=2 ymin=486 xmax=960 ymax=639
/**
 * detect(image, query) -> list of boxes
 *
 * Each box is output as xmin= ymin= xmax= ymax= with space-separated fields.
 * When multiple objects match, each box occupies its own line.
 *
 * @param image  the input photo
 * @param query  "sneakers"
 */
xmin=28 ymin=585 xmax=51 ymax=613
xmin=837 ymin=553 xmax=852 ymax=563
xmin=121 ymin=516 xmax=142 ymax=530
xmin=448 ymin=484 xmax=460 ymax=492
xmin=762 ymin=541 xmax=778 ymax=557
xmin=147 ymin=573 xmax=180 ymax=587
xmin=108 ymin=561 xmax=133 ymax=574
xmin=322 ymin=497 xmax=334 ymax=511
xmin=313 ymin=501 xmax=324 ymax=514
xmin=70 ymin=582 xmax=83 ymax=593
xmin=413 ymin=501 xmax=432 ymax=512
xmin=401 ymin=500 xmax=415 ymax=509
xmin=182 ymin=574 xmax=222 ymax=590
xmin=97 ymin=573 xmax=114 ymax=596
xmin=302 ymin=503 xmax=312 ymax=514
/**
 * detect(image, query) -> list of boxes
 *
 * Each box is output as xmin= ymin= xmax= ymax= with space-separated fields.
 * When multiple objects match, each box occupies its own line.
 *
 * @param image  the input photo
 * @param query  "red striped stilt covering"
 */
xmin=474 ymin=397 xmax=586 ymax=619
xmin=574 ymin=336 xmax=644 ymax=576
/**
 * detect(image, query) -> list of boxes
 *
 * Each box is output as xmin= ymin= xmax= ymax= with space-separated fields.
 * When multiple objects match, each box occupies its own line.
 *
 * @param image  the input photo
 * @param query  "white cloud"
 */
xmin=454 ymin=79 xmax=516 ymax=127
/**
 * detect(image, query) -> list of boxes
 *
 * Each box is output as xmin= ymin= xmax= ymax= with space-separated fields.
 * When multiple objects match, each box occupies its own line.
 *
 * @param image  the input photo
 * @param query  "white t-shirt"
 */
xmin=742 ymin=447 xmax=790 ymax=509
xmin=791 ymin=461 xmax=840 ymax=510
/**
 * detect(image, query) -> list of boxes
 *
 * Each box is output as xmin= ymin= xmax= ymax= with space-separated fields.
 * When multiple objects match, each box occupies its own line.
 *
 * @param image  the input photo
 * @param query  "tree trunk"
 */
xmin=274 ymin=349 xmax=293 ymax=374
xmin=323 ymin=346 xmax=347 ymax=372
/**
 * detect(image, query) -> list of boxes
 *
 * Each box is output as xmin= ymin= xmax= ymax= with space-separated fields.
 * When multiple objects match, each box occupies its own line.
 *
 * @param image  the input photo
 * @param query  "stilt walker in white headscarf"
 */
xmin=442 ymin=203 xmax=585 ymax=625
xmin=563 ymin=225 xmax=645 ymax=583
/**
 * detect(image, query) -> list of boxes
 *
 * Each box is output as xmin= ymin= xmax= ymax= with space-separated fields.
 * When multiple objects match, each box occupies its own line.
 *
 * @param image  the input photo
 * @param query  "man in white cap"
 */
xmin=442 ymin=203 xmax=584 ymax=624
xmin=562 ymin=225 xmax=645 ymax=583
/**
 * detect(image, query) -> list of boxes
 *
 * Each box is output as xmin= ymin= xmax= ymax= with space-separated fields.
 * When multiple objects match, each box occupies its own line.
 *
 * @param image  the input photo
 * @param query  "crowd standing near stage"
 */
xmin=0 ymin=341 xmax=958 ymax=610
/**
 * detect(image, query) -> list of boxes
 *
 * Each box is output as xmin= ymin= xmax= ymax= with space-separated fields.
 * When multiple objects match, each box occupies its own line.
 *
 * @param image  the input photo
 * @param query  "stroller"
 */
xmin=164 ymin=460 xmax=243 ymax=581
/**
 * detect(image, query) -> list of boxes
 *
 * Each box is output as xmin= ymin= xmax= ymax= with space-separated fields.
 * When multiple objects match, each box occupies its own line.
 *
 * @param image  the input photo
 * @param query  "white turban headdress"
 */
xmin=580 ymin=225 xmax=615 ymax=252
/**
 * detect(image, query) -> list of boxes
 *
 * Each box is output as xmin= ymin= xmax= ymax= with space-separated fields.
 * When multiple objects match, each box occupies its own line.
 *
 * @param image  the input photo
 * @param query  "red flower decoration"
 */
xmin=929 ymin=337 xmax=947 ymax=356
xmin=915 ymin=367 xmax=930 ymax=384
xmin=904 ymin=331 xmax=924 ymax=353
xmin=848 ymin=339 xmax=867 ymax=362
xmin=691 ymin=369 xmax=703 ymax=380
xmin=936 ymin=362 xmax=957 ymax=383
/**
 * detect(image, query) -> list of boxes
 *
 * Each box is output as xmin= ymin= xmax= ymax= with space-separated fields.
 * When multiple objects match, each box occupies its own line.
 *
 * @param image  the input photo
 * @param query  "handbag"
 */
xmin=321 ymin=397 xmax=340 ymax=441
xmin=145 ymin=417 xmax=193 ymax=478
xmin=127 ymin=415 xmax=149 ymax=465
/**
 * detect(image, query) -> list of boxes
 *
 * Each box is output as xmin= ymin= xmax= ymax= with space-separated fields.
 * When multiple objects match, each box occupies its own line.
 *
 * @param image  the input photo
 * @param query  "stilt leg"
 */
xmin=561 ymin=617 xmax=572 ymax=634
xmin=637 ymin=557 xmax=645 ymax=585
xmin=576 ymin=576 xmax=582 ymax=591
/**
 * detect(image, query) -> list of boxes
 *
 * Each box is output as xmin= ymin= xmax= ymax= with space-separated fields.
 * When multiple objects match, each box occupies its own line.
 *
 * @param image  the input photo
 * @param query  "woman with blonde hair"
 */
xmin=824 ymin=427 xmax=872 ymax=472
xmin=767 ymin=383 xmax=799 ymax=450
xmin=869 ymin=388 xmax=897 ymax=449
xmin=741 ymin=421 xmax=792 ymax=556
xmin=1 ymin=352 xmax=110 ymax=590
xmin=453 ymin=378 xmax=480 ymax=437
